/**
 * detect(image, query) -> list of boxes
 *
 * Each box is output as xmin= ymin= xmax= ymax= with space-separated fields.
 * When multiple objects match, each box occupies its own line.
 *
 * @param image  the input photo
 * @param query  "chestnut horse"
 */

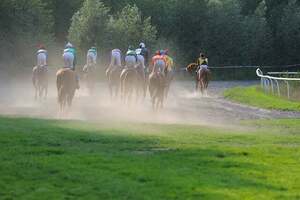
xmin=56 ymin=68 xmax=77 ymax=112
xmin=120 ymin=68 xmax=139 ymax=105
xmin=149 ymin=72 xmax=166 ymax=111
xmin=83 ymin=64 xmax=97 ymax=94
xmin=186 ymin=63 xmax=210 ymax=95
xmin=32 ymin=66 xmax=48 ymax=100
xmin=106 ymin=66 xmax=123 ymax=99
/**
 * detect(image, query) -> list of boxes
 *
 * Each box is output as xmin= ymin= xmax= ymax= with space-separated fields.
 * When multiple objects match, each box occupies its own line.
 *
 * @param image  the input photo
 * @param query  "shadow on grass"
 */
xmin=0 ymin=116 xmax=285 ymax=199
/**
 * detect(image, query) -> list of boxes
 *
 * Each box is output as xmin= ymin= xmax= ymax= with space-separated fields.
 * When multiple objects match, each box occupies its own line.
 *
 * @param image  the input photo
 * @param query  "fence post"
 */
xmin=275 ymin=80 xmax=280 ymax=96
xmin=286 ymin=81 xmax=290 ymax=99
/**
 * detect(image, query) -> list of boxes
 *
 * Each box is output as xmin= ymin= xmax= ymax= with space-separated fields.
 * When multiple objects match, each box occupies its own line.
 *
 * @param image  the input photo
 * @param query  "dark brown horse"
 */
xmin=164 ymin=69 xmax=174 ymax=99
xmin=135 ymin=66 xmax=147 ymax=101
xmin=186 ymin=63 xmax=210 ymax=95
xmin=149 ymin=72 xmax=166 ymax=111
xmin=32 ymin=66 xmax=48 ymax=100
xmin=106 ymin=66 xmax=123 ymax=99
xmin=56 ymin=68 xmax=77 ymax=112
xmin=83 ymin=64 xmax=97 ymax=94
xmin=120 ymin=68 xmax=139 ymax=105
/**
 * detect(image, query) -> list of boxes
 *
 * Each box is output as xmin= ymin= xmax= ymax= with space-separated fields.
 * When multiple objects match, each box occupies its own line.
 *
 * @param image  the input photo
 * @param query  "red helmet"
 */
xmin=37 ymin=44 xmax=45 ymax=49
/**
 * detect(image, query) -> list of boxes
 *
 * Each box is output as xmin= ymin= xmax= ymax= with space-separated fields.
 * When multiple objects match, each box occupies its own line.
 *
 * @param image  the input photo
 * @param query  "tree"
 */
xmin=107 ymin=4 xmax=157 ymax=51
xmin=68 ymin=0 xmax=110 ymax=51
xmin=277 ymin=0 xmax=300 ymax=64
xmin=41 ymin=0 xmax=84 ymax=42
xmin=0 ymin=0 xmax=54 ymax=66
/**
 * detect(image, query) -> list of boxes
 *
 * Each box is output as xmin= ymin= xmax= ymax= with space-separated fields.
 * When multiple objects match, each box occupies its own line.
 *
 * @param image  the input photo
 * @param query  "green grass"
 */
xmin=1 ymin=116 xmax=300 ymax=199
xmin=224 ymin=86 xmax=300 ymax=111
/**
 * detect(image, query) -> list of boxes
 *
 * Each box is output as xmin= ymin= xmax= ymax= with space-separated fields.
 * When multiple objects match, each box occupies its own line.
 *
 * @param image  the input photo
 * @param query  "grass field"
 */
xmin=224 ymin=86 xmax=300 ymax=111
xmin=1 ymin=116 xmax=300 ymax=199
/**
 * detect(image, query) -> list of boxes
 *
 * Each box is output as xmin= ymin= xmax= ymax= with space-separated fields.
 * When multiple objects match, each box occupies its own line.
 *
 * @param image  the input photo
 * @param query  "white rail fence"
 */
xmin=256 ymin=68 xmax=300 ymax=99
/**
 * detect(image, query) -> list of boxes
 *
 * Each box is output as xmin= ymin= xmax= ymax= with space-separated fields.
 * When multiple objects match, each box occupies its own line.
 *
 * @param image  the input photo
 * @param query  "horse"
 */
xmin=106 ymin=66 xmax=123 ymax=99
xmin=135 ymin=66 xmax=147 ymax=101
xmin=149 ymin=72 xmax=166 ymax=111
xmin=56 ymin=68 xmax=77 ymax=112
xmin=186 ymin=63 xmax=210 ymax=95
xmin=83 ymin=64 xmax=97 ymax=94
xmin=164 ymin=68 xmax=175 ymax=99
xmin=32 ymin=66 xmax=48 ymax=100
xmin=120 ymin=67 xmax=139 ymax=105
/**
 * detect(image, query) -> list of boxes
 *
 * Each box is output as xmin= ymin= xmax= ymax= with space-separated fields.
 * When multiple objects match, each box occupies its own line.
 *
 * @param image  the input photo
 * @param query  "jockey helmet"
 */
xmin=160 ymin=50 xmax=166 ymax=55
xmin=38 ymin=44 xmax=45 ymax=49
xmin=128 ymin=45 xmax=134 ymax=50
xmin=155 ymin=50 xmax=160 ymax=55
xmin=91 ymin=46 xmax=97 ymax=50
xmin=200 ymin=53 xmax=205 ymax=58
xmin=65 ymin=42 xmax=73 ymax=48
xmin=165 ymin=49 xmax=169 ymax=55
xmin=139 ymin=42 xmax=145 ymax=48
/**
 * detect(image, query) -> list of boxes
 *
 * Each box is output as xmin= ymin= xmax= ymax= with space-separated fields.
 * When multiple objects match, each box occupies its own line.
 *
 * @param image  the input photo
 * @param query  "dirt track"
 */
xmin=0 ymin=73 xmax=299 ymax=125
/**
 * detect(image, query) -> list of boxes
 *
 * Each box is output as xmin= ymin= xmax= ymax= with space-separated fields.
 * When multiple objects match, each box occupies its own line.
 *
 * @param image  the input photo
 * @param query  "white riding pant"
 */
xmin=154 ymin=60 xmax=166 ymax=73
xmin=111 ymin=50 xmax=121 ymax=67
xmin=125 ymin=55 xmax=136 ymax=68
xmin=37 ymin=53 xmax=47 ymax=67
xmin=136 ymin=55 xmax=145 ymax=70
xmin=200 ymin=65 xmax=208 ymax=70
xmin=87 ymin=52 xmax=97 ymax=66
xmin=63 ymin=52 xmax=74 ymax=70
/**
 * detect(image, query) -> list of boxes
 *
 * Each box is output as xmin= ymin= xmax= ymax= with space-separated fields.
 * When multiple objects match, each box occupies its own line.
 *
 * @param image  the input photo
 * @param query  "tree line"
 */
xmin=1 ymin=0 xmax=300 ymax=68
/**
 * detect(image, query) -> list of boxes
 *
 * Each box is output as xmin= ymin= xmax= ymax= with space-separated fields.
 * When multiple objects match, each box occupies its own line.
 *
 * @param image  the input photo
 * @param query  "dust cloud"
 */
xmin=1 ymin=67 xmax=294 ymax=127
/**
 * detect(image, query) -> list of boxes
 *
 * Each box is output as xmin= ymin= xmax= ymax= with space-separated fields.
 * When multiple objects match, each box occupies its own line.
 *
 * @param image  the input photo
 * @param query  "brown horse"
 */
xmin=186 ymin=63 xmax=210 ymax=95
xmin=135 ymin=66 xmax=147 ymax=101
xmin=164 ymin=69 xmax=175 ymax=99
xmin=32 ymin=66 xmax=48 ymax=100
xmin=120 ymin=68 xmax=139 ymax=105
xmin=56 ymin=68 xmax=77 ymax=112
xmin=83 ymin=64 xmax=97 ymax=94
xmin=106 ymin=66 xmax=123 ymax=99
xmin=149 ymin=72 xmax=166 ymax=111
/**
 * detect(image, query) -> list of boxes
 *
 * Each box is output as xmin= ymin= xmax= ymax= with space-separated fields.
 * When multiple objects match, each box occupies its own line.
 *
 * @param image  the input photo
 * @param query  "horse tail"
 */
xmin=32 ymin=67 xmax=38 ymax=87
xmin=56 ymin=70 xmax=64 ymax=103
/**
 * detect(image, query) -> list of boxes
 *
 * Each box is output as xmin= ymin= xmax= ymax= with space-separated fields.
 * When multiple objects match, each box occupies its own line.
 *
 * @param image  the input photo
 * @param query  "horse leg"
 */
xmin=45 ymin=85 xmax=48 ymax=100
xmin=38 ymin=85 xmax=42 ymax=100
xmin=34 ymin=86 xmax=38 ymax=100
xmin=200 ymin=80 xmax=204 ymax=95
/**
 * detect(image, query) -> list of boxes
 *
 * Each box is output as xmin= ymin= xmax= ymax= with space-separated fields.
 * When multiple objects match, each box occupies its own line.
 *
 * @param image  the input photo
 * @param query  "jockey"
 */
xmin=63 ymin=42 xmax=79 ymax=89
xmin=63 ymin=42 xmax=76 ymax=70
xmin=164 ymin=49 xmax=174 ymax=72
xmin=136 ymin=42 xmax=149 ymax=68
xmin=135 ymin=47 xmax=146 ymax=80
xmin=151 ymin=50 xmax=167 ymax=75
xmin=36 ymin=44 xmax=48 ymax=69
xmin=83 ymin=46 xmax=97 ymax=73
xmin=125 ymin=46 xmax=137 ymax=68
xmin=87 ymin=46 xmax=97 ymax=66
xmin=120 ymin=46 xmax=138 ymax=78
xmin=110 ymin=48 xmax=122 ymax=68
xmin=196 ymin=53 xmax=208 ymax=73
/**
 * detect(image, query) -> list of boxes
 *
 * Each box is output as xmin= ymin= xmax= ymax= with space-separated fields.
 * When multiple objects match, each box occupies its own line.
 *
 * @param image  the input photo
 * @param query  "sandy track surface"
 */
xmin=0 ymin=74 xmax=299 ymax=125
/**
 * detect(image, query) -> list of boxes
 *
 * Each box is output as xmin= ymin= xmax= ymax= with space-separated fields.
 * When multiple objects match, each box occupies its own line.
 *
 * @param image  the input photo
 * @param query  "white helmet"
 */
xmin=139 ymin=42 xmax=145 ymax=48
xmin=65 ymin=42 xmax=73 ymax=48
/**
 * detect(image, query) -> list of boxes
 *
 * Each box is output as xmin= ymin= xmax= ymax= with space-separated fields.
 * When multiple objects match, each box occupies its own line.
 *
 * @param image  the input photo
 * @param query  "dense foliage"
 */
xmin=1 ymin=0 xmax=300 ymax=67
